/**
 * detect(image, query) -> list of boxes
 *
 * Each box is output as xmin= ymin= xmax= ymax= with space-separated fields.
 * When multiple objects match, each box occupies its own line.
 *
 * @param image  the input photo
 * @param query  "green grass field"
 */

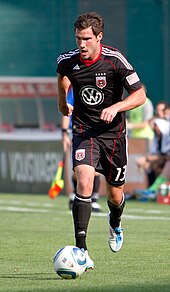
xmin=0 ymin=193 xmax=170 ymax=292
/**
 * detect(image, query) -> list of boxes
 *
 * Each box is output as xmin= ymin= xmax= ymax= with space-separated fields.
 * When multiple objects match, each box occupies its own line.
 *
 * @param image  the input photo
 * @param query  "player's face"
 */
xmin=75 ymin=27 xmax=103 ymax=61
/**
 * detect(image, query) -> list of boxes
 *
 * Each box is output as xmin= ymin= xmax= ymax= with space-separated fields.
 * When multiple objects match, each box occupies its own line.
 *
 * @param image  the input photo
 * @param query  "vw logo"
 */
xmin=80 ymin=86 xmax=104 ymax=106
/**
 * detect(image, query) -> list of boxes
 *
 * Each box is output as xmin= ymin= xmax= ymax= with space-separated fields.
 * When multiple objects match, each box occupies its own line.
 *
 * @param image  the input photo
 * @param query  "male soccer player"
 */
xmin=57 ymin=12 xmax=146 ymax=270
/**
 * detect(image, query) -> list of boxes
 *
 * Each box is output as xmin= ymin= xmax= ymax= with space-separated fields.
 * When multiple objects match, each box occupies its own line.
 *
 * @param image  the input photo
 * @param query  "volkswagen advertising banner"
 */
xmin=0 ymin=132 xmax=63 ymax=194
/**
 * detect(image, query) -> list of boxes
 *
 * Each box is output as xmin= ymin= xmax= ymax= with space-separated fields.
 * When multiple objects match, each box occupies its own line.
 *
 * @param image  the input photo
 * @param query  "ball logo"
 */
xmin=80 ymin=86 xmax=104 ymax=106
xmin=72 ymin=247 xmax=86 ymax=266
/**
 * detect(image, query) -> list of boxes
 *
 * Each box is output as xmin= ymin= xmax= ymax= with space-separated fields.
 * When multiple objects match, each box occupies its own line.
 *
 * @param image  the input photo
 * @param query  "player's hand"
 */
xmin=67 ymin=103 xmax=74 ymax=117
xmin=100 ymin=105 xmax=118 ymax=123
xmin=59 ymin=103 xmax=74 ymax=116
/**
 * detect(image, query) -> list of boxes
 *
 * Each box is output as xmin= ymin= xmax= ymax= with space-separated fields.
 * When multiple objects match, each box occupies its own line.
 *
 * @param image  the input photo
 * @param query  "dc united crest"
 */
xmin=95 ymin=73 xmax=106 ymax=89
xmin=75 ymin=149 xmax=85 ymax=161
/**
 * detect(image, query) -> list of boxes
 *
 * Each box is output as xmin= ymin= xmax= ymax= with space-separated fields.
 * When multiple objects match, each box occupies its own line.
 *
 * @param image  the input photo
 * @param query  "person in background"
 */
xmin=57 ymin=12 xmax=146 ymax=270
xmin=126 ymin=84 xmax=154 ymax=142
xmin=126 ymin=85 xmax=154 ymax=191
xmin=154 ymin=101 xmax=167 ymax=119
xmin=135 ymin=103 xmax=170 ymax=199
xmin=136 ymin=101 xmax=167 ymax=187
xmin=61 ymin=86 xmax=102 ymax=212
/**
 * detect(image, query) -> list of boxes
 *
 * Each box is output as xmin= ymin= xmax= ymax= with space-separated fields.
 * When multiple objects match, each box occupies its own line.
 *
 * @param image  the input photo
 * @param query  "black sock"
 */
xmin=107 ymin=195 xmax=125 ymax=229
xmin=72 ymin=193 xmax=92 ymax=250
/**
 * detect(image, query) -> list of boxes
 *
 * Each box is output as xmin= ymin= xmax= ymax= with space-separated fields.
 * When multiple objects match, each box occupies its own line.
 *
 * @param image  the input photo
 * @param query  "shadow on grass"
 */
xmin=1 ymin=274 xmax=170 ymax=292
xmin=0 ymin=273 xmax=57 ymax=281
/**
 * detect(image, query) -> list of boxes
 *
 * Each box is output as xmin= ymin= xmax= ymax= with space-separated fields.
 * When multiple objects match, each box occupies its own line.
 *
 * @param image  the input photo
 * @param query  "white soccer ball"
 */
xmin=53 ymin=245 xmax=87 ymax=279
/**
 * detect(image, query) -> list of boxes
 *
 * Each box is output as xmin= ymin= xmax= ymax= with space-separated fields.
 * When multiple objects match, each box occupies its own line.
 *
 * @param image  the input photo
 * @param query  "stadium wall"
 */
xmin=0 ymin=132 xmax=63 ymax=193
xmin=0 ymin=0 xmax=169 ymax=104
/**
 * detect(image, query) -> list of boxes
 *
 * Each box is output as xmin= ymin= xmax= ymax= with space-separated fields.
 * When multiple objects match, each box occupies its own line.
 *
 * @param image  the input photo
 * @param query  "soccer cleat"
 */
xmin=108 ymin=213 xmax=123 ymax=252
xmin=84 ymin=250 xmax=94 ymax=270
xmin=108 ymin=226 xmax=123 ymax=252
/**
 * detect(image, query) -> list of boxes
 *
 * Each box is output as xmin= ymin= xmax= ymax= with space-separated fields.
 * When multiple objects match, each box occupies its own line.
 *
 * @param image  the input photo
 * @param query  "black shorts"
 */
xmin=72 ymin=133 xmax=128 ymax=186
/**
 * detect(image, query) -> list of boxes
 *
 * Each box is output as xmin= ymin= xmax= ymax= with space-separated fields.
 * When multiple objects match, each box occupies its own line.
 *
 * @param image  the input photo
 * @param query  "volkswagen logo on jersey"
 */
xmin=80 ymin=86 xmax=104 ymax=106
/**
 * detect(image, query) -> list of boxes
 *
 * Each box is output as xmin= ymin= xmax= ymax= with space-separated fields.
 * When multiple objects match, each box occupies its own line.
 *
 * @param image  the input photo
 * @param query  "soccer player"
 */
xmin=57 ymin=12 xmax=146 ymax=270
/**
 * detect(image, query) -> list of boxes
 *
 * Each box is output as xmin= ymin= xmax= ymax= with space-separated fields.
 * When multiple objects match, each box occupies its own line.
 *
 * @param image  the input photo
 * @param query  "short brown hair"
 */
xmin=74 ymin=12 xmax=104 ymax=36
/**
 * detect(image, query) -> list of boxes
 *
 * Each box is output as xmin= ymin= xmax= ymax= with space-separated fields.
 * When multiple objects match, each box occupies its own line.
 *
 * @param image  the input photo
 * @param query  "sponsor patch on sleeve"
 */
xmin=126 ymin=72 xmax=140 ymax=85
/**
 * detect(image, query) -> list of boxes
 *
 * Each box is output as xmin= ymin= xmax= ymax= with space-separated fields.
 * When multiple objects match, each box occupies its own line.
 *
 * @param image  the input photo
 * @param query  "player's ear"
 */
xmin=97 ymin=32 xmax=103 ymax=42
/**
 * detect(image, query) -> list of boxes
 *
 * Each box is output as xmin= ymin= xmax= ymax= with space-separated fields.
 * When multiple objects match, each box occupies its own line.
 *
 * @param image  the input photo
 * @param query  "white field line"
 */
xmin=127 ymin=208 xmax=170 ymax=214
xmin=91 ymin=212 xmax=170 ymax=221
xmin=0 ymin=200 xmax=170 ymax=220
xmin=0 ymin=200 xmax=53 ymax=208
xmin=0 ymin=206 xmax=49 ymax=213
xmin=0 ymin=200 xmax=169 ymax=214
xmin=123 ymin=214 xmax=170 ymax=220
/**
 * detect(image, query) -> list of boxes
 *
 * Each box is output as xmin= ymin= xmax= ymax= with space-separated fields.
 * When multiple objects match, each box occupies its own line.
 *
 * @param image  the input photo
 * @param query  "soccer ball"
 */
xmin=53 ymin=245 xmax=87 ymax=279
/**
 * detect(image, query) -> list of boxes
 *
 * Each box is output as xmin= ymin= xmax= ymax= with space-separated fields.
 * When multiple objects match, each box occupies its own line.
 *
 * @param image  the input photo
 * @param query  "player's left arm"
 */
xmin=100 ymin=56 xmax=146 ymax=123
xmin=113 ymin=87 xmax=146 ymax=112
xmin=101 ymin=87 xmax=146 ymax=123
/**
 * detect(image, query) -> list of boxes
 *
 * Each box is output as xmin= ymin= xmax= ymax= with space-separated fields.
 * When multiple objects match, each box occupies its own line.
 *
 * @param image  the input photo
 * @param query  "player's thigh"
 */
xmin=72 ymin=134 xmax=100 ymax=169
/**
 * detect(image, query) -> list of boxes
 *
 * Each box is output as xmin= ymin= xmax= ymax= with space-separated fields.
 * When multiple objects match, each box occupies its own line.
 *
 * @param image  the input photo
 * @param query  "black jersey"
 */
xmin=57 ymin=44 xmax=142 ymax=138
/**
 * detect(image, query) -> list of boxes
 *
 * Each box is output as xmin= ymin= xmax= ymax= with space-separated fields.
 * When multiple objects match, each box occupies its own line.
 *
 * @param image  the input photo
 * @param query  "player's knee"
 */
xmin=107 ymin=185 xmax=124 ymax=205
xmin=77 ymin=176 xmax=93 ymax=194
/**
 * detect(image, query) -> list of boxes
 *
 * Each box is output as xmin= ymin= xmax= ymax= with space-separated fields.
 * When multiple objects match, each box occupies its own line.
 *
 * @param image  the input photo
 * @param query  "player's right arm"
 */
xmin=57 ymin=74 xmax=73 ymax=116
